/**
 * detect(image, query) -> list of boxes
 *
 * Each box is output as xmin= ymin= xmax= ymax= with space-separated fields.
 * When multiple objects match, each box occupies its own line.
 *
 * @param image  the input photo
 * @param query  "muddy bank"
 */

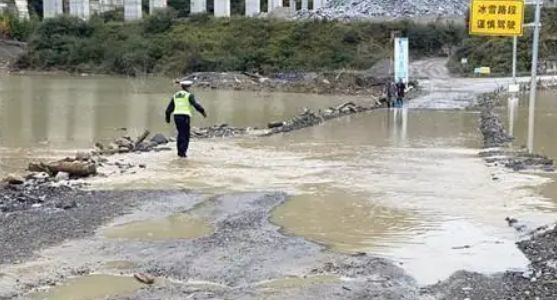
xmin=0 ymin=187 xmax=178 ymax=264
xmin=423 ymin=224 xmax=557 ymax=299
xmin=180 ymin=71 xmax=388 ymax=96
xmin=3 ymin=192 xmax=417 ymax=300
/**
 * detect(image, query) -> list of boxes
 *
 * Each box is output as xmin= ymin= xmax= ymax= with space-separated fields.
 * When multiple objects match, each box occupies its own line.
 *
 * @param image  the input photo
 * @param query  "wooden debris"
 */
xmin=28 ymin=160 xmax=96 ymax=178
xmin=267 ymin=121 xmax=284 ymax=129
xmin=134 ymin=273 xmax=155 ymax=285
xmin=134 ymin=130 xmax=151 ymax=148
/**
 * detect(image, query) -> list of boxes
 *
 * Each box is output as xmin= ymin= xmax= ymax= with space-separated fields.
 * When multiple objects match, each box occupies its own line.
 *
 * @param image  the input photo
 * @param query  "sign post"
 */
xmin=394 ymin=37 xmax=409 ymax=84
xmin=512 ymin=36 xmax=517 ymax=81
xmin=469 ymin=0 xmax=545 ymax=151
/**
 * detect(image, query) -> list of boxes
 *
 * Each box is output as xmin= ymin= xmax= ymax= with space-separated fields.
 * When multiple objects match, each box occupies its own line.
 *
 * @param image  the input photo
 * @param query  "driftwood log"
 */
xmin=268 ymin=121 xmax=285 ymax=129
xmin=28 ymin=160 xmax=97 ymax=178
xmin=134 ymin=130 xmax=151 ymax=148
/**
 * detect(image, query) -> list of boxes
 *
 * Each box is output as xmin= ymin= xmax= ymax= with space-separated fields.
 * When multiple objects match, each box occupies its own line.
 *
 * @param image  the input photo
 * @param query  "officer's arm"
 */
xmin=165 ymin=98 xmax=174 ymax=123
xmin=189 ymin=94 xmax=207 ymax=118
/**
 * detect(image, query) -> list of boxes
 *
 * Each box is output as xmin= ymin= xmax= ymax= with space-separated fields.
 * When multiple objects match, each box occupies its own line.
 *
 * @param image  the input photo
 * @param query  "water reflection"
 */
xmin=389 ymin=107 xmax=408 ymax=145
xmin=504 ymin=91 xmax=557 ymax=157
xmin=504 ymin=91 xmax=557 ymax=202
xmin=507 ymin=96 xmax=519 ymax=137
xmin=0 ymin=75 xmax=350 ymax=148
xmin=0 ymin=74 xmax=348 ymax=175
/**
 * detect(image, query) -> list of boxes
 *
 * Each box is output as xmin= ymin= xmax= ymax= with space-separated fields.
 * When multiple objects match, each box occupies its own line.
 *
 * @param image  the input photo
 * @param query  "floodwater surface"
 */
xmin=2 ymin=73 xmax=557 ymax=285
xmin=0 ymin=74 xmax=348 ymax=175
xmin=503 ymin=91 xmax=557 ymax=203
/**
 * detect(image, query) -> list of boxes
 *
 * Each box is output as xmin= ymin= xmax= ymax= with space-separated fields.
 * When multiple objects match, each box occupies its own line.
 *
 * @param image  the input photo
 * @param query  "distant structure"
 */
xmin=214 ymin=0 xmax=231 ymax=17
xmin=190 ymin=0 xmax=206 ymax=14
xmin=149 ymin=0 xmax=166 ymax=14
xmin=123 ymin=0 xmax=141 ymax=20
xmin=0 ymin=0 xmax=29 ymax=19
xmin=35 ymin=0 xmax=328 ymax=21
xmin=69 ymin=0 xmax=90 ymax=20
xmin=43 ymin=0 xmax=62 ymax=18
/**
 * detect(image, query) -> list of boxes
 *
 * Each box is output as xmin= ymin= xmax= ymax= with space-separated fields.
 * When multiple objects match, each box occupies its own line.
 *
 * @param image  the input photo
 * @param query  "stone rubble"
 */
xmin=295 ymin=0 xmax=469 ymax=21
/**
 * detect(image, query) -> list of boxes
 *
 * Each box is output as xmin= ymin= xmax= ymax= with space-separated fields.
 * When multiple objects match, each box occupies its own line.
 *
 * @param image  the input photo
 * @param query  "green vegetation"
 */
xmin=14 ymin=11 xmax=465 ymax=76
xmin=449 ymin=8 xmax=557 ymax=75
xmin=0 ymin=14 xmax=38 ymax=41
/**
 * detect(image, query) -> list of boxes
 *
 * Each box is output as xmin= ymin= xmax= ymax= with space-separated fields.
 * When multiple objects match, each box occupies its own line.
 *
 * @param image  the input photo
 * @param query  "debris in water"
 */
xmin=134 ymin=272 xmax=155 ymax=285
xmin=506 ymin=217 xmax=518 ymax=227
xmin=452 ymin=245 xmax=471 ymax=250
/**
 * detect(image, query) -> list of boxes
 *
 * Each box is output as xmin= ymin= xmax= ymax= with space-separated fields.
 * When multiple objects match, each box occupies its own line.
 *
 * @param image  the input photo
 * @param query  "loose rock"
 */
xmin=150 ymin=133 xmax=169 ymax=145
xmin=2 ymin=174 xmax=24 ymax=185
xmin=54 ymin=172 xmax=70 ymax=182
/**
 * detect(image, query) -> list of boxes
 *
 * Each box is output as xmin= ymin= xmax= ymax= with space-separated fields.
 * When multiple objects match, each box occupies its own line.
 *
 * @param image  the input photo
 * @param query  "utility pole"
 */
xmin=512 ymin=36 xmax=517 ymax=82
xmin=527 ymin=0 xmax=542 ymax=153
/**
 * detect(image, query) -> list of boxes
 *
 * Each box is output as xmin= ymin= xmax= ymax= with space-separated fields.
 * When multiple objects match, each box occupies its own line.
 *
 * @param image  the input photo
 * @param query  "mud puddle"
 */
xmin=104 ymin=213 xmax=214 ymax=241
xmin=29 ymin=274 xmax=144 ymax=300
xmin=271 ymin=187 xmax=421 ymax=253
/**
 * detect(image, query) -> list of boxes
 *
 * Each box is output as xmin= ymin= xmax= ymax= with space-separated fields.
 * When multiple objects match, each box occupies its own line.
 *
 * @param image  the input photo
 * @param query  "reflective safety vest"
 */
xmin=173 ymin=91 xmax=193 ymax=116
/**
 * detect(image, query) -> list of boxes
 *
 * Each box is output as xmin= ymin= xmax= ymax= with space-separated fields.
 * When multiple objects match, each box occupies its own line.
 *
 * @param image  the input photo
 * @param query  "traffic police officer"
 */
xmin=165 ymin=80 xmax=207 ymax=158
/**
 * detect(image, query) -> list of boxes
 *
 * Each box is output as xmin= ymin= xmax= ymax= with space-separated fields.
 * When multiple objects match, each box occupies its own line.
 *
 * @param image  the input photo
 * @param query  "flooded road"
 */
xmin=0 ymin=74 xmax=348 ymax=175
xmin=89 ymin=104 xmax=557 ymax=283
xmin=2 ymin=72 xmax=557 ymax=286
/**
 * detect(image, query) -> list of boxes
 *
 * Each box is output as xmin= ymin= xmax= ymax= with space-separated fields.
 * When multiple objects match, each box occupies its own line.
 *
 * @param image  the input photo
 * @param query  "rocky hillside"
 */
xmin=297 ymin=0 xmax=469 ymax=20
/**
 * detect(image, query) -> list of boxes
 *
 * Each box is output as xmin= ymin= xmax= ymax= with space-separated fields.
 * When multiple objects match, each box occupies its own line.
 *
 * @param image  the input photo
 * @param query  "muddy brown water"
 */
xmin=2 ymin=74 xmax=557 ymax=285
xmin=0 ymin=74 xmax=349 ymax=175
xmin=29 ymin=274 xmax=144 ymax=300
xmin=103 ymin=213 xmax=213 ymax=240
xmin=502 ymin=91 xmax=557 ymax=203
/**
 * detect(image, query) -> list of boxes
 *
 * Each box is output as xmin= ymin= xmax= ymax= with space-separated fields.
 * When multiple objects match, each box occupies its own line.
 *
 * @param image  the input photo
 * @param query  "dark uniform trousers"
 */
xmin=174 ymin=115 xmax=191 ymax=157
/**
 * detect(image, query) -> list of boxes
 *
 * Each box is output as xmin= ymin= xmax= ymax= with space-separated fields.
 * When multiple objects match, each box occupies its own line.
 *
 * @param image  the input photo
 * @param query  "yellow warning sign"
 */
xmin=469 ymin=0 xmax=525 ymax=37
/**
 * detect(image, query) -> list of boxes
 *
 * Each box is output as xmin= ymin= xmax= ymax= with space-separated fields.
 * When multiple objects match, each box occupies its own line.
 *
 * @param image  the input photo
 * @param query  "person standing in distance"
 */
xmin=395 ymin=78 xmax=406 ymax=108
xmin=165 ymin=80 xmax=207 ymax=158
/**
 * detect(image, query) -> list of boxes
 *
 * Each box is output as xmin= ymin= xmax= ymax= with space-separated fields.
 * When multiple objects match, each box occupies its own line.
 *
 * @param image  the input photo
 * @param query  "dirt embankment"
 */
xmin=180 ymin=71 xmax=389 ymax=96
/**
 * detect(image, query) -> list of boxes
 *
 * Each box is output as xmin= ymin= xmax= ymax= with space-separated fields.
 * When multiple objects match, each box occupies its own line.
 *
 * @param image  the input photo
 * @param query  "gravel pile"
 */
xmin=478 ymin=94 xmax=513 ymax=148
xmin=0 ymin=183 xmax=77 ymax=214
xmin=296 ymin=0 xmax=469 ymax=20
